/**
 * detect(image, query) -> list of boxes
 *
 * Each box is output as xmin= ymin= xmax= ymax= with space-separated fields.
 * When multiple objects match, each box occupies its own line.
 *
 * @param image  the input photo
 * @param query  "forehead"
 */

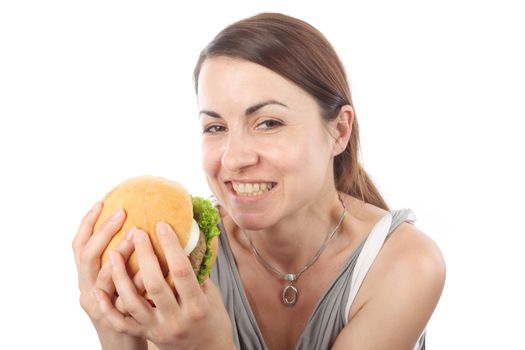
xmin=197 ymin=56 xmax=317 ymax=112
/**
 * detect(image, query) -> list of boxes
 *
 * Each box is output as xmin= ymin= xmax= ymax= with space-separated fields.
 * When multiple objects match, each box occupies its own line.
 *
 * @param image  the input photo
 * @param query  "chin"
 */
xmin=231 ymin=212 xmax=275 ymax=231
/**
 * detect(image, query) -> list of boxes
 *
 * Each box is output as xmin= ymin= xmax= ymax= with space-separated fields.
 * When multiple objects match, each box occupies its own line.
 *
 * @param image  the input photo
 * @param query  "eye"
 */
xmin=203 ymin=124 xmax=227 ymax=134
xmin=256 ymin=119 xmax=283 ymax=130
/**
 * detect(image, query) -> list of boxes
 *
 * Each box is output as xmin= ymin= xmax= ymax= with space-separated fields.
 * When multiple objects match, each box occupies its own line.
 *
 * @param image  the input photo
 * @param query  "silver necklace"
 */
xmin=242 ymin=195 xmax=347 ymax=307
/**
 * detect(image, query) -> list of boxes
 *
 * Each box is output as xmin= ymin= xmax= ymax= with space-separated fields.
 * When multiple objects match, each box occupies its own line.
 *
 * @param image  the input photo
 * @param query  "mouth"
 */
xmin=228 ymin=181 xmax=277 ymax=197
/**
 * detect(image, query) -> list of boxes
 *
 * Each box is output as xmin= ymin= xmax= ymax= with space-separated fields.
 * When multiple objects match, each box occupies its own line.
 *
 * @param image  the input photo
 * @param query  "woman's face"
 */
xmin=197 ymin=57 xmax=340 ymax=230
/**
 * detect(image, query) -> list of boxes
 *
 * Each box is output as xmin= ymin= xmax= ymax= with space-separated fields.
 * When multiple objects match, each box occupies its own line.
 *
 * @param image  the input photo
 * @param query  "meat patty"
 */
xmin=189 ymin=230 xmax=206 ymax=275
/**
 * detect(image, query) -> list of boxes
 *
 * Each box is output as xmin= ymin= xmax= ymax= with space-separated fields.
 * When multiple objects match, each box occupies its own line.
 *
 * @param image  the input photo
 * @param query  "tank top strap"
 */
xmin=388 ymin=208 xmax=417 ymax=236
xmin=343 ymin=208 xmax=417 ymax=323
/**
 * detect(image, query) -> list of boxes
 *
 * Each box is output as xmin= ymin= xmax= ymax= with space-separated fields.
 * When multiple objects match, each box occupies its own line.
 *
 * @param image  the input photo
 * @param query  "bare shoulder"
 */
xmin=343 ymin=194 xmax=446 ymax=287
xmin=333 ymin=215 xmax=446 ymax=349
xmin=381 ymin=222 xmax=446 ymax=288
xmin=360 ymin=221 xmax=446 ymax=314
xmin=342 ymin=195 xmax=446 ymax=289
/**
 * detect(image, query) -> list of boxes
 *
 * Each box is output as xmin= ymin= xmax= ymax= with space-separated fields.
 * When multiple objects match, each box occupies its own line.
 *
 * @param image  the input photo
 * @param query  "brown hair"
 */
xmin=194 ymin=13 xmax=389 ymax=211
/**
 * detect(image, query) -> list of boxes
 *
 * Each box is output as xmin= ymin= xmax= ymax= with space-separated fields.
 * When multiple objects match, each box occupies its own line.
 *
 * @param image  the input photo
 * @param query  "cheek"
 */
xmin=201 ymin=140 xmax=222 ymax=177
xmin=276 ymin=133 xmax=333 ymax=186
xmin=275 ymin=131 xmax=331 ymax=168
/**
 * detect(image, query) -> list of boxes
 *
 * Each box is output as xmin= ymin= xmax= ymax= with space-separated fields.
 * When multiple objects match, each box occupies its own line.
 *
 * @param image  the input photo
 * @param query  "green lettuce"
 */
xmin=191 ymin=196 xmax=221 ymax=284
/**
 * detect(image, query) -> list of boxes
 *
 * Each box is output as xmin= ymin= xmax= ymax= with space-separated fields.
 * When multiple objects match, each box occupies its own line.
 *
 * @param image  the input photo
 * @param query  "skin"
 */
xmin=72 ymin=204 xmax=147 ymax=349
xmin=73 ymin=205 xmax=235 ymax=350
xmin=198 ymin=57 xmax=352 ymax=269
xmin=198 ymin=57 xmax=446 ymax=349
xmin=73 ymin=56 xmax=445 ymax=350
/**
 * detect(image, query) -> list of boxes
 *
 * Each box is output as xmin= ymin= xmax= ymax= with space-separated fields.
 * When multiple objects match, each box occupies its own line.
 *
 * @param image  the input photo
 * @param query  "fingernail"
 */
xmin=134 ymin=230 xmax=146 ymax=244
xmin=108 ymin=251 xmax=117 ymax=265
xmin=157 ymin=222 xmax=169 ymax=236
xmin=126 ymin=227 xmax=136 ymax=241
xmin=111 ymin=209 xmax=124 ymax=221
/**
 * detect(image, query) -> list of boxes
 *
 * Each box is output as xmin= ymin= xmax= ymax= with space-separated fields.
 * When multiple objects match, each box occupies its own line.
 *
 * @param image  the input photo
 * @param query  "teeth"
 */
xmin=232 ymin=182 xmax=275 ymax=196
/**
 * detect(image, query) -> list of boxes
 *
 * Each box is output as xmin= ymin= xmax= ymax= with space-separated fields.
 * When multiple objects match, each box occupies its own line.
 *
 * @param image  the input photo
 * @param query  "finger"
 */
xmin=157 ymin=222 xmax=203 ymax=305
xmin=109 ymin=250 xmax=153 ymax=324
xmin=78 ymin=208 xmax=127 ymax=287
xmin=96 ymin=227 xmax=137 ymax=295
xmin=115 ymin=270 xmax=147 ymax=314
xmin=84 ymin=207 xmax=126 ymax=257
xmin=72 ymin=201 xmax=102 ymax=265
xmin=114 ymin=295 xmax=128 ymax=315
xmin=132 ymin=270 xmax=146 ymax=296
xmin=94 ymin=288 xmax=143 ymax=337
xmin=133 ymin=229 xmax=179 ymax=312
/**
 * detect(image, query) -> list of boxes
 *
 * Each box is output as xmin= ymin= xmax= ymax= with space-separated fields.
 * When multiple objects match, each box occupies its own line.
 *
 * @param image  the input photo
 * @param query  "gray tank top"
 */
xmin=210 ymin=209 xmax=425 ymax=349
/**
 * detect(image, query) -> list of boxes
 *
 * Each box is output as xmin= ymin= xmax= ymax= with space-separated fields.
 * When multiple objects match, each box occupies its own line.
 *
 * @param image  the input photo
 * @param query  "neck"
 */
xmin=243 ymin=189 xmax=346 ymax=272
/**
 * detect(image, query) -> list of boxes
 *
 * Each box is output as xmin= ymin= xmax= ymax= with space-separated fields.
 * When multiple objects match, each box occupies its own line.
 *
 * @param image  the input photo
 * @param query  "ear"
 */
xmin=329 ymin=105 xmax=354 ymax=157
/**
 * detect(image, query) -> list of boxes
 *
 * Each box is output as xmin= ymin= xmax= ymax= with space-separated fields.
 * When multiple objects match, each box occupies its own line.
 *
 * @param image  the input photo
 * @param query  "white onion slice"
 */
xmin=183 ymin=219 xmax=200 ymax=256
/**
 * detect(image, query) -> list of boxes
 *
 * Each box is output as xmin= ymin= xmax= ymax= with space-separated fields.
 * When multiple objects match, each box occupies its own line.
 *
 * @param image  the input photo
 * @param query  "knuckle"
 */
xmin=144 ymin=281 xmax=165 ymax=295
xmin=79 ymin=294 xmax=91 ymax=312
xmin=170 ymin=324 xmax=189 ymax=341
xmin=114 ymin=297 xmax=126 ymax=314
xmin=79 ymin=293 xmax=101 ymax=321
xmin=72 ymin=237 xmax=88 ymax=257
xmin=98 ymin=219 xmax=116 ymax=234
xmin=172 ymin=264 xmax=192 ymax=279
xmin=132 ymin=272 xmax=144 ymax=290
xmin=96 ymin=215 xmax=123 ymax=237
xmin=97 ymin=266 xmax=112 ymax=282
xmin=123 ymin=304 xmax=138 ymax=316
xmin=187 ymin=304 xmax=206 ymax=322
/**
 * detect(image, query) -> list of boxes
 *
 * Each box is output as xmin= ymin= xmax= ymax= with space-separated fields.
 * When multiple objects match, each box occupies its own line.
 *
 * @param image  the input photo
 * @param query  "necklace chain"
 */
xmin=242 ymin=194 xmax=347 ymax=306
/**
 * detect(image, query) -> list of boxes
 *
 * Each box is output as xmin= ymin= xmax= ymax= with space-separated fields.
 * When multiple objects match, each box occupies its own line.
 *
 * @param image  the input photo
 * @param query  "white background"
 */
xmin=1 ymin=1 xmax=523 ymax=349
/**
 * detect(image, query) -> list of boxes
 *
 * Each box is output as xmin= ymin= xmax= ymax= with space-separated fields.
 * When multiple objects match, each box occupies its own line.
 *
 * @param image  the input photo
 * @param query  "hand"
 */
xmin=72 ymin=202 xmax=146 ymax=350
xmin=97 ymin=222 xmax=235 ymax=350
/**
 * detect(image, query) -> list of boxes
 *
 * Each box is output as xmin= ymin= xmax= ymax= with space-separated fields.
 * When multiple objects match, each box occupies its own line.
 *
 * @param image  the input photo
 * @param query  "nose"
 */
xmin=221 ymin=131 xmax=258 ymax=172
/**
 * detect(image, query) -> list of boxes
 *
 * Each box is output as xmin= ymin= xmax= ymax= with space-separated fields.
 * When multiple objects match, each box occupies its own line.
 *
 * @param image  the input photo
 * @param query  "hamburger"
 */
xmin=94 ymin=175 xmax=220 ymax=287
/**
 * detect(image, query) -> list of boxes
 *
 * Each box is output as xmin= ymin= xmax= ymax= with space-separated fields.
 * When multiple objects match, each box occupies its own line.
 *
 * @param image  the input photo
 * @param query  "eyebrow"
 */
xmin=199 ymin=100 xmax=288 ymax=119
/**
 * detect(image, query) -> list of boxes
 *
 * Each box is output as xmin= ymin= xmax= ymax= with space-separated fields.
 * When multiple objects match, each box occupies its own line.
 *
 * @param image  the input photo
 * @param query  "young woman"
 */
xmin=73 ymin=13 xmax=445 ymax=350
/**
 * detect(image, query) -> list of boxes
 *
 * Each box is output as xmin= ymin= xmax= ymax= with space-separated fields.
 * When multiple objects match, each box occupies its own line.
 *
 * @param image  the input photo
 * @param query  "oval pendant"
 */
xmin=282 ymin=285 xmax=298 ymax=306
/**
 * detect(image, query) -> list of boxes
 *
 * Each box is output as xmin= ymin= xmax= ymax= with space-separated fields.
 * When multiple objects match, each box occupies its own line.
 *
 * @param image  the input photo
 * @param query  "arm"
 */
xmin=332 ymin=224 xmax=446 ymax=350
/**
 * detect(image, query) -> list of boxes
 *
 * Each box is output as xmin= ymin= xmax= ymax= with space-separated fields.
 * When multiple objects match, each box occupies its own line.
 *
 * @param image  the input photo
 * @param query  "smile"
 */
xmin=231 ymin=182 xmax=276 ymax=196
